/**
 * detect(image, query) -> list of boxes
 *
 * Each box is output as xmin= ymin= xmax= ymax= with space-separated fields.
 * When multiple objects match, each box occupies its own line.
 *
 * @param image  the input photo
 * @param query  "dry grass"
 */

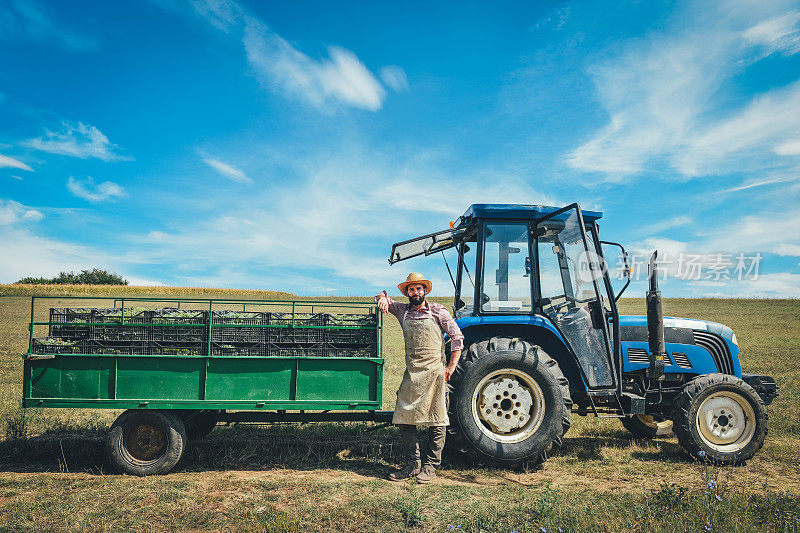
xmin=1 ymin=287 xmax=799 ymax=531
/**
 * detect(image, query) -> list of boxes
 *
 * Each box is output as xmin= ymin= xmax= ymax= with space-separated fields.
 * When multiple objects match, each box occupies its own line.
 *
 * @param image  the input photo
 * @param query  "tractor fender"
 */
xmin=451 ymin=316 xmax=588 ymax=402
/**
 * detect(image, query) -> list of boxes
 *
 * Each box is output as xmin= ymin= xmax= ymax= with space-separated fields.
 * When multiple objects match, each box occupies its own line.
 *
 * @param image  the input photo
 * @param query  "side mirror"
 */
xmin=455 ymin=298 xmax=465 ymax=310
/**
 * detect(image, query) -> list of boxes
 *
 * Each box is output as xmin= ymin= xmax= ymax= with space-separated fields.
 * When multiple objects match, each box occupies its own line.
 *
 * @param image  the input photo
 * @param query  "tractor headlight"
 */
xmin=731 ymin=332 xmax=738 ymax=346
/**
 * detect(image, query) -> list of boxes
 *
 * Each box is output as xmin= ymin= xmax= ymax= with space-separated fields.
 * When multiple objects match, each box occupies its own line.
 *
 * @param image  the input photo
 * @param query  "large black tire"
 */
xmin=621 ymin=415 xmax=674 ymax=438
xmin=181 ymin=410 xmax=220 ymax=439
xmin=447 ymin=337 xmax=571 ymax=465
xmin=107 ymin=410 xmax=187 ymax=475
xmin=673 ymin=373 xmax=767 ymax=465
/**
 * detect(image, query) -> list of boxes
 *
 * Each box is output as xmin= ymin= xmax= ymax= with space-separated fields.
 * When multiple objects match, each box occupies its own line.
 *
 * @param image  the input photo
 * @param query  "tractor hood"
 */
xmin=619 ymin=315 xmax=737 ymax=345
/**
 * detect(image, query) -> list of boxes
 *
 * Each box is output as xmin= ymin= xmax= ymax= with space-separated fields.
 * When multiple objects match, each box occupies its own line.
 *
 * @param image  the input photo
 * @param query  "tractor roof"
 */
xmin=460 ymin=204 xmax=603 ymax=224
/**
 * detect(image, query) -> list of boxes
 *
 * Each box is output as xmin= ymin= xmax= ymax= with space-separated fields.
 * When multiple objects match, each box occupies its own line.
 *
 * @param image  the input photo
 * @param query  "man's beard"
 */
xmin=409 ymin=295 xmax=425 ymax=306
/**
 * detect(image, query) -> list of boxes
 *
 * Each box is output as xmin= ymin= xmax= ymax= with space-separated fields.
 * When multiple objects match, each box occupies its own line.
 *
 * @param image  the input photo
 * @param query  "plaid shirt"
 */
xmin=375 ymin=291 xmax=464 ymax=351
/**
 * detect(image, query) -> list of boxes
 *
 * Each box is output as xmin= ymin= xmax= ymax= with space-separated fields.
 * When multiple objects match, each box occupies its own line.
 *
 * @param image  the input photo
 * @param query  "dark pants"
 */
xmin=398 ymin=424 xmax=446 ymax=468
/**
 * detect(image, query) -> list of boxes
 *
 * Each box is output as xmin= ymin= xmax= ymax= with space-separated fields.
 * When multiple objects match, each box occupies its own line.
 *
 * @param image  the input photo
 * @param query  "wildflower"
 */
xmin=708 ymin=480 xmax=717 ymax=488
xmin=704 ymin=491 xmax=710 ymax=496
xmin=540 ymin=528 xmax=547 ymax=533
xmin=558 ymin=529 xmax=563 ymax=533
xmin=715 ymin=494 xmax=722 ymax=502
xmin=698 ymin=450 xmax=706 ymax=458
xmin=703 ymin=521 xmax=712 ymax=531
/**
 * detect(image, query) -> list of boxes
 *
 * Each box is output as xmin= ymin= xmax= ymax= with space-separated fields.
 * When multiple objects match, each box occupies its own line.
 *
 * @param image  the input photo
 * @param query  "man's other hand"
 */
xmin=377 ymin=297 xmax=389 ymax=314
xmin=445 ymin=363 xmax=456 ymax=382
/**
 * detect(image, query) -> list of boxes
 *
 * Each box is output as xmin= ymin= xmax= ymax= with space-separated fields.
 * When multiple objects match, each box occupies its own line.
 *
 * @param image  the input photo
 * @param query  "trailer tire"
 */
xmin=447 ymin=337 xmax=571 ymax=464
xmin=107 ymin=410 xmax=186 ymax=475
xmin=673 ymin=373 xmax=767 ymax=465
xmin=621 ymin=415 xmax=673 ymax=438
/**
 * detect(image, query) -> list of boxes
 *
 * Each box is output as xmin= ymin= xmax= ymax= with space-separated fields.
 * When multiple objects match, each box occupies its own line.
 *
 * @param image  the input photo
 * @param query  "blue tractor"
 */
xmin=388 ymin=204 xmax=777 ymax=465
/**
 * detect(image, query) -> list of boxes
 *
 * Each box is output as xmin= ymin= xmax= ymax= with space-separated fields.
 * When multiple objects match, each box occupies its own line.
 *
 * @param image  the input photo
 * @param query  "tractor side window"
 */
xmin=481 ymin=223 xmax=532 ymax=313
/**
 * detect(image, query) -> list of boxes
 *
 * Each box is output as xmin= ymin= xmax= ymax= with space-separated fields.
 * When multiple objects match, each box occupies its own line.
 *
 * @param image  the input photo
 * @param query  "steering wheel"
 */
xmin=543 ymin=294 xmax=593 ymax=314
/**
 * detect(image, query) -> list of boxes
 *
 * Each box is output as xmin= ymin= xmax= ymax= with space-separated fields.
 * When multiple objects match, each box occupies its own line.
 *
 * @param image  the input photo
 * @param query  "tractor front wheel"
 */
xmin=673 ymin=374 xmax=767 ymax=465
xmin=621 ymin=414 xmax=674 ymax=438
xmin=447 ymin=337 xmax=571 ymax=464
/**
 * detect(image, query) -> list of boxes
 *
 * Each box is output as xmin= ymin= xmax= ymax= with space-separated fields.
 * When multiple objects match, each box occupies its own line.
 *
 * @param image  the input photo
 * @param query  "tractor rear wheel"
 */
xmin=621 ymin=414 xmax=673 ymax=438
xmin=673 ymin=373 xmax=767 ymax=465
xmin=447 ymin=337 xmax=571 ymax=465
xmin=107 ymin=410 xmax=187 ymax=475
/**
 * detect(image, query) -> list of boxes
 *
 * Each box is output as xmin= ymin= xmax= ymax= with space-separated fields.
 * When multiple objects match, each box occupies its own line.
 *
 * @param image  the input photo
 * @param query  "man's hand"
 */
xmin=445 ymin=349 xmax=461 ymax=381
xmin=377 ymin=296 xmax=389 ymax=314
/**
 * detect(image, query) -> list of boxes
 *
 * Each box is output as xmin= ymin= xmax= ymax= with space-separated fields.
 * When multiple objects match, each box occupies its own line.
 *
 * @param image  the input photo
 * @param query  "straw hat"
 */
xmin=398 ymin=272 xmax=433 ymax=296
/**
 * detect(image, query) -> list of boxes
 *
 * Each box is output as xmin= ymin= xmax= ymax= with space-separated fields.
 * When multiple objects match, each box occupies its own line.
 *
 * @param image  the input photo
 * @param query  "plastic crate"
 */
xmin=92 ymin=309 xmax=151 ymax=342
xmin=48 ymin=308 xmax=94 ymax=339
xmin=211 ymin=342 xmax=265 ymax=357
xmin=149 ymin=341 xmax=206 ymax=356
xmin=32 ymin=337 xmax=85 ymax=354
xmin=148 ymin=309 xmax=209 ymax=343
xmin=210 ymin=311 xmax=268 ymax=343
xmin=270 ymin=313 xmax=325 ymax=346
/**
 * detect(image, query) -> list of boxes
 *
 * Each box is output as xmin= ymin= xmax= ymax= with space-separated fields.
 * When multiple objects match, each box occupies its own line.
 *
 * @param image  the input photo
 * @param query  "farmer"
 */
xmin=375 ymin=272 xmax=463 ymax=483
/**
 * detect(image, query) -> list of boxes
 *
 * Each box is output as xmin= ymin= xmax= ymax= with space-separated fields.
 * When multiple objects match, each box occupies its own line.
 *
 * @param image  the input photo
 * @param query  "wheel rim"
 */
xmin=695 ymin=391 xmax=756 ymax=452
xmin=471 ymin=368 xmax=546 ymax=443
xmin=123 ymin=421 xmax=167 ymax=461
xmin=636 ymin=415 xmax=672 ymax=430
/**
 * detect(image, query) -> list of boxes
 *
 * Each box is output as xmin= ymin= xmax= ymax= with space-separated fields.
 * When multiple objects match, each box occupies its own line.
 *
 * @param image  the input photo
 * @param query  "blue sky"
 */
xmin=1 ymin=0 xmax=800 ymax=298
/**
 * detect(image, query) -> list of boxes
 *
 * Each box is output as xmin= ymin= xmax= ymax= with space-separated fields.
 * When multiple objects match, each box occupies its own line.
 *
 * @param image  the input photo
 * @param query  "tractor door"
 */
xmin=534 ymin=205 xmax=617 ymax=391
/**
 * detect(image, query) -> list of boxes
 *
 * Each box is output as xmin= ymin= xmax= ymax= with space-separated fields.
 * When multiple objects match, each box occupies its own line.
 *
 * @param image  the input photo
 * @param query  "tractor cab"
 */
xmin=390 ymin=203 xmax=623 ymax=398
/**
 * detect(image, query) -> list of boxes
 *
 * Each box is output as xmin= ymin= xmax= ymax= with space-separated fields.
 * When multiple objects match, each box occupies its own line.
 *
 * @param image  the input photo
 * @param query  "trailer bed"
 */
xmin=22 ymin=296 xmax=383 ymax=412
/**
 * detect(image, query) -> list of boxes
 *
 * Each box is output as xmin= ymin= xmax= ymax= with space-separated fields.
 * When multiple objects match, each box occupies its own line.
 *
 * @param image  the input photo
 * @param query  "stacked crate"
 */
xmin=35 ymin=307 xmax=377 ymax=358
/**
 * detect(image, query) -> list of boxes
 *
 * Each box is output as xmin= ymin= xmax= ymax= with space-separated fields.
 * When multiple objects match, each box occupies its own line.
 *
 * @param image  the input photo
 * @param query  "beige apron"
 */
xmin=392 ymin=308 xmax=449 ymax=427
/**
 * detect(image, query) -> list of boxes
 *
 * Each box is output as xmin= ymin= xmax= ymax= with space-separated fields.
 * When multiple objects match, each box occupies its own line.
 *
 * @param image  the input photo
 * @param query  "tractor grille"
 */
xmin=671 ymin=352 xmax=692 ymax=368
xmin=627 ymin=348 xmax=650 ymax=365
xmin=693 ymin=330 xmax=734 ymax=375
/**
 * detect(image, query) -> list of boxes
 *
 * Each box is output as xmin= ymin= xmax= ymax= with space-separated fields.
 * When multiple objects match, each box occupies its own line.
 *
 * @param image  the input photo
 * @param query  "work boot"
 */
xmin=415 ymin=464 xmax=436 ymax=484
xmin=388 ymin=461 xmax=421 ymax=482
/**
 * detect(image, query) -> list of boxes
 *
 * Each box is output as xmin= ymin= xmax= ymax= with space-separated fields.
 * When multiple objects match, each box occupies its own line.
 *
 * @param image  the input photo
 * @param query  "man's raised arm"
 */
xmin=374 ymin=290 xmax=403 ymax=317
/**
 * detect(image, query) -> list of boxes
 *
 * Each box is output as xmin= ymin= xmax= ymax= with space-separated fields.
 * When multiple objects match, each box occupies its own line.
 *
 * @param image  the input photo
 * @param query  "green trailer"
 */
xmin=22 ymin=295 xmax=392 ymax=475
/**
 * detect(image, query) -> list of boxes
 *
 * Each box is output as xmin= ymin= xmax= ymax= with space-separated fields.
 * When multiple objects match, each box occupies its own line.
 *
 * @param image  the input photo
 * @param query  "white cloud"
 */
xmin=0 ymin=153 xmax=33 ymax=171
xmin=776 ymin=243 xmax=800 ymax=256
xmin=722 ymin=173 xmax=800 ymax=192
xmin=743 ymin=10 xmax=800 ymax=58
xmin=0 ymin=0 xmax=97 ymax=51
xmin=379 ymin=66 xmax=409 ymax=92
xmin=0 ymin=199 xmax=43 ymax=225
xmin=774 ymin=138 xmax=800 ymax=155
xmin=200 ymin=154 xmax=253 ymax=184
xmin=67 ymin=176 xmax=127 ymax=202
xmin=243 ymin=23 xmax=385 ymax=112
xmin=566 ymin=3 xmax=800 ymax=181
xmin=186 ymin=0 xmax=388 ymax=112
xmin=24 ymin=121 xmax=132 ymax=162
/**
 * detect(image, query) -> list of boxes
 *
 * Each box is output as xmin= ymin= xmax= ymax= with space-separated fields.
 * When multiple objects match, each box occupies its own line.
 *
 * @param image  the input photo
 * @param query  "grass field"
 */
xmin=1 ymin=285 xmax=799 ymax=532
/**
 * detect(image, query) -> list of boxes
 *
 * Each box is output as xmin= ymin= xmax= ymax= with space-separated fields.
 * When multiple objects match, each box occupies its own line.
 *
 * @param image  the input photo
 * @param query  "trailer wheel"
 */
xmin=107 ymin=410 xmax=187 ymax=475
xmin=447 ymin=337 xmax=571 ymax=464
xmin=621 ymin=415 xmax=673 ymax=438
xmin=673 ymin=374 xmax=767 ymax=465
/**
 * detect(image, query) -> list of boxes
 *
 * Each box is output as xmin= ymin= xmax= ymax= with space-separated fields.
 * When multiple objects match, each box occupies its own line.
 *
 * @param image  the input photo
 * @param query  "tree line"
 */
xmin=17 ymin=269 xmax=128 ymax=285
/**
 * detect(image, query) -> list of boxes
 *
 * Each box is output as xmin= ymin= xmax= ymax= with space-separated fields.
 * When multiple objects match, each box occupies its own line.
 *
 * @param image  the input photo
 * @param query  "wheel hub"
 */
xmin=124 ymin=422 xmax=167 ymax=461
xmin=696 ymin=392 xmax=755 ymax=450
xmin=478 ymin=375 xmax=534 ymax=434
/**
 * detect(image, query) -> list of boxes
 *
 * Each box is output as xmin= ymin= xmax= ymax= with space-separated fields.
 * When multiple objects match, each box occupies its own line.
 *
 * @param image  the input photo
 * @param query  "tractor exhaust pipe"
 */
xmin=646 ymin=251 xmax=666 ymax=380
